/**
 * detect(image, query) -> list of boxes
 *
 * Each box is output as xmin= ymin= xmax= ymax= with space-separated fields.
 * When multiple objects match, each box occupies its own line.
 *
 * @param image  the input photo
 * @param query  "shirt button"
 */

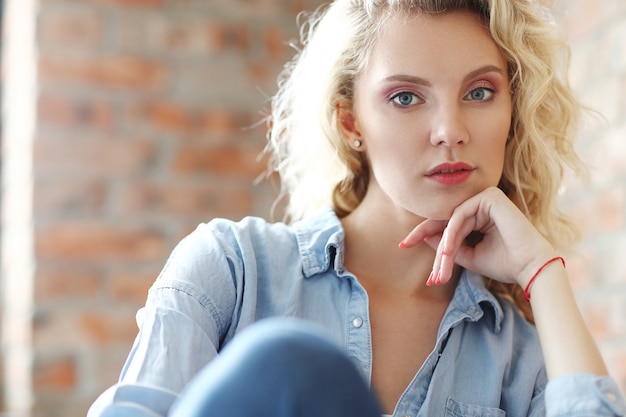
xmin=606 ymin=392 xmax=617 ymax=402
xmin=352 ymin=317 xmax=363 ymax=328
xmin=467 ymin=306 xmax=478 ymax=315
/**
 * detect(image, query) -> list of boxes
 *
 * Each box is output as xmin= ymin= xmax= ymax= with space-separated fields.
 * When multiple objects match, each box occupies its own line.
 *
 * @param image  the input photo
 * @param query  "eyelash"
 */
xmin=464 ymin=84 xmax=496 ymax=101
xmin=388 ymin=83 xmax=497 ymax=107
xmin=388 ymin=91 xmax=422 ymax=107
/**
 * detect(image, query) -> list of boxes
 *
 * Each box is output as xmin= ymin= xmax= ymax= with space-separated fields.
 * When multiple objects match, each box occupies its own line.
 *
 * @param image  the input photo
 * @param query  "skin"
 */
xmin=346 ymin=12 xmax=512 ymax=223
xmin=338 ymin=9 xmax=608 ymax=414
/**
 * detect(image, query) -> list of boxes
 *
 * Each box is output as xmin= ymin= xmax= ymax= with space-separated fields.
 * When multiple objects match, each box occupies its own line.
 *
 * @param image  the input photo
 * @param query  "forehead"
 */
xmin=364 ymin=10 xmax=507 ymax=81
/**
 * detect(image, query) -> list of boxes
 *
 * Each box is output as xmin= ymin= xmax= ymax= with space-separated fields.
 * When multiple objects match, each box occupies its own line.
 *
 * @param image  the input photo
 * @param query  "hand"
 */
xmin=401 ymin=187 xmax=611 ymax=381
xmin=400 ymin=187 xmax=556 ymax=288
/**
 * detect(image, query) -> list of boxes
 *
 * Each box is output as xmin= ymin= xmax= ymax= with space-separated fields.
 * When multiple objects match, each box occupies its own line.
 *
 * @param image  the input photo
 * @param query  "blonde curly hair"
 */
xmin=266 ymin=0 xmax=585 ymax=321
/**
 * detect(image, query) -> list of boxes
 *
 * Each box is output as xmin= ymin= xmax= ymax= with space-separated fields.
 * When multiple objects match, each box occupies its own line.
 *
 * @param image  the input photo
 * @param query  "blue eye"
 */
xmin=391 ymin=92 xmax=420 ymax=106
xmin=465 ymin=87 xmax=494 ymax=101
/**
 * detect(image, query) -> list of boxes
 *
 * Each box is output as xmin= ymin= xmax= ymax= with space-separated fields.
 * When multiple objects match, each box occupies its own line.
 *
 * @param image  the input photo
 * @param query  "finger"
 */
xmin=441 ymin=204 xmax=480 ymax=253
xmin=400 ymin=219 xmax=447 ymax=248
xmin=435 ymin=202 xmax=484 ymax=284
xmin=430 ymin=228 xmax=456 ymax=285
xmin=421 ymin=234 xmax=443 ymax=286
xmin=423 ymin=234 xmax=442 ymax=251
xmin=444 ymin=243 xmax=476 ymax=279
xmin=438 ymin=241 xmax=457 ymax=284
xmin=427 ymin=234 xmax=446 ymax=286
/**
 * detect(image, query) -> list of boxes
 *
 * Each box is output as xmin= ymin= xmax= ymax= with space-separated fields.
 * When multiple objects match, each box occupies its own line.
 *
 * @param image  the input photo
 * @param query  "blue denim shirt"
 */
xmin=89 ymin=208 xmax=626 ymax=417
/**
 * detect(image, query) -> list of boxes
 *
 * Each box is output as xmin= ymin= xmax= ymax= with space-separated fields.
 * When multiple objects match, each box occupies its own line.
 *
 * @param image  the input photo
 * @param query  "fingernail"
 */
xmin=426 ymin=271 xmax=433 ymax=286
xmin=398 ymin=240 xmax=405 ymax=249
xmin=435 ymin=271 xmax=442 ymax=285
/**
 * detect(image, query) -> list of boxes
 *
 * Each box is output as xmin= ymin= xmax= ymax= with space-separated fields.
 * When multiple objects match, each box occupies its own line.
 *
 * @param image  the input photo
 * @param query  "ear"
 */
xmin=336 ymin=104 xmax=365 ymax=150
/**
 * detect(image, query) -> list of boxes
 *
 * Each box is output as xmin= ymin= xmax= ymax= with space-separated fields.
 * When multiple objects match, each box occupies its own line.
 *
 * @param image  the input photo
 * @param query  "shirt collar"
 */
xmin=445 ymin=269 xmax=504 ymax=333
xmin=293 ymin=207 xmax=345 ymax=277
xmin=293 ymin=207 xmax=504 ymax=333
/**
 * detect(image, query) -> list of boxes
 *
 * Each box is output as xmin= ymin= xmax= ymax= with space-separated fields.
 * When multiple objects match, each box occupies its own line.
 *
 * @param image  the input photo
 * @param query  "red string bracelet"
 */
xmin=523 ymin=256 xmax=566 ymax=302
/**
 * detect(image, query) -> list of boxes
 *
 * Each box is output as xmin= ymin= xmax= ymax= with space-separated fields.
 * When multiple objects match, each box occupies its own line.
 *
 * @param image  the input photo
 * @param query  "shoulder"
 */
xmin=160 ymin=207 xmax=342 ymax=279
xmin=176 ymin=215 xmax=297 ymax=260
xmin=148 ymin=216 xmax=300 ymax=330
xmin=195 ymin=215 xmax=291 ymax=241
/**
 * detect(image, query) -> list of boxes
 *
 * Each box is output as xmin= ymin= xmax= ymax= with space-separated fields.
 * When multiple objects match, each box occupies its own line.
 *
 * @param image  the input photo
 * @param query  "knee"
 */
xmin=171 ymin=318 xmax=348 ymax=413
xmin=171 ymin=318 xmax=381 ymax=417
xmin=221 ymin=318 xmax=347 ymax=377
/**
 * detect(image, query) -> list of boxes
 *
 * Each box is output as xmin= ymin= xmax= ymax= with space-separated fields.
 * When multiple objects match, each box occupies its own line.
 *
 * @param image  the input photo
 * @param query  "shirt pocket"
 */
xmin=444 ymin=398 xmax=506 ymax=417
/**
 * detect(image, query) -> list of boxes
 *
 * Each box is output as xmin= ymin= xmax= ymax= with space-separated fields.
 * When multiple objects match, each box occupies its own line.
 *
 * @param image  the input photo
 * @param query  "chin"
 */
xmin=429 ymin=211 xmax=454 ymax=221
xmin=406 ymin=194 xmax=471 ymax=221
xmin=403 ymin=204 xmax=453 ymax=222
xmin=423 ymin=209 xmax=454 ymax=222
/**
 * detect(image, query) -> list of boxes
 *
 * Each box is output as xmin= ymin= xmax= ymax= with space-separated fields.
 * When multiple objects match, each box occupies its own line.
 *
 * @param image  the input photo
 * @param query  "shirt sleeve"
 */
xmin=88 ymin=221 xmax=241 ymax=417
xmin=87 ymin=383 xmax=178 ymax=417
xmin=545 ymin=374 xmax=626 ymax=416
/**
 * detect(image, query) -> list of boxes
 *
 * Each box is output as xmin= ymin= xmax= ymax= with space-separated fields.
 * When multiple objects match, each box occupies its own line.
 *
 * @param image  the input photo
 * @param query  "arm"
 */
xmin=401 ymin=187 xmax=625 ymax=415
xmin=88 ymin=222 xmax=239 ymax=416
xmin=88 ymin=293 xmax=223 ymax=416
xmin=88 ymin=382 xmax=179 ymax=417
xmin=402 ymin=187 xmax=607 ymax=378
xmin=529 ymin=264 xmax=626 ymax=415
xmin=528 ymin=260 xmax=607 ymax=379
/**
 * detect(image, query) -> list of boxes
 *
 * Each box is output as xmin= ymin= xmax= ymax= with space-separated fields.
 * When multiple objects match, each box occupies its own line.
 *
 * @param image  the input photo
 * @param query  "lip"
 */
xmin=425 ymin=162 xmax=475 ymax=185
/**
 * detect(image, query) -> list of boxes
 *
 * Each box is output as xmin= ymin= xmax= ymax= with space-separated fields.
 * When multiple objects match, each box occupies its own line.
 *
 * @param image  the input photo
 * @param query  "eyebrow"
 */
xmin=462 ymin=65 xmax=504 ymax=83
xmin=382 ymin=74 xmax=431 ymax=87
xmin=381 ymin=65 xmax=504 ymax=86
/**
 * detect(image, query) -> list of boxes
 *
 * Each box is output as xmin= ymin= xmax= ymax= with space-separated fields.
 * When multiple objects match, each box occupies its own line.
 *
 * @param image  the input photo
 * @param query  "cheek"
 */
xmin=361 ymin=123 xmax=419 ymax=167
xmin=469 ymin=112 xmax=510 ymax=172
xmin=481 ymin=106 xmax=511 ymax=145
xmin=488 ymin=119 xmax=511 ymax=177
xmin=357 ymin=95 xmax=425 ymax=147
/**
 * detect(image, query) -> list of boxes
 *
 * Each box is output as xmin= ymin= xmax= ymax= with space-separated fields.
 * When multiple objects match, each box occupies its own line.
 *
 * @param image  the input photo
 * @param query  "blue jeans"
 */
xmin=169 ymin=318 xmax=383 ymax=417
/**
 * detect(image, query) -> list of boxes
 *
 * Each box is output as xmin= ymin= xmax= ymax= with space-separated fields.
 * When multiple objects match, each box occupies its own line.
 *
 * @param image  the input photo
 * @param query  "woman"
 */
xmin=88 ymin=0 xmax=626 ymax=416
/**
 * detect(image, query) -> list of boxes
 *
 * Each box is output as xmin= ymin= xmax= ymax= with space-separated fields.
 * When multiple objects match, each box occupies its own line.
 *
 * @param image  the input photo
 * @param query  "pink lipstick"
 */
xmin=426 ymin=162 xmax=475 ymax=185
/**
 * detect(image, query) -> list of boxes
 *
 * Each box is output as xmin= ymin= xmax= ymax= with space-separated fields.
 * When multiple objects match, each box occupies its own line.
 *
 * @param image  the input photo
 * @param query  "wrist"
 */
xmin=517 ymin=246 xmax=559 ymax=289
xmin=523 ymin=256 xmax=567 ymax=302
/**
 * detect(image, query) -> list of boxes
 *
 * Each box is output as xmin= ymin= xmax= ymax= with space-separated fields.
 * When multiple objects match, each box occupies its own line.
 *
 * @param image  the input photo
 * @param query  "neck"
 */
xmin=340 ymin=203 xmax=458 ymax=301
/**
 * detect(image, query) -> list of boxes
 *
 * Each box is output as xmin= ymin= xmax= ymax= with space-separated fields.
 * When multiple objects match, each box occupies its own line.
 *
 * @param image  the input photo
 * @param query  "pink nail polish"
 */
xmin=426 ymin=271 xmax=433 ymax=286
xmin=435 ymin=271 xmax=441 ymax=285
xmin=399 ymin=240 xmax=406 ymax=249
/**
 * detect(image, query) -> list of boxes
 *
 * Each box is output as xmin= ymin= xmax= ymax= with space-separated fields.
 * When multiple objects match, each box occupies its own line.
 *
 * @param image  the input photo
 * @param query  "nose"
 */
xmin=429 ymin=105 xmax=470 ymax=147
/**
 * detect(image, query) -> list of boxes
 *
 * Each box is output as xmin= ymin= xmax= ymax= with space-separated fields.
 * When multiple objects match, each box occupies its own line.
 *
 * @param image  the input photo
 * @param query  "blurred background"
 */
xmin=0 ymin=0 xmax=624 ymax=416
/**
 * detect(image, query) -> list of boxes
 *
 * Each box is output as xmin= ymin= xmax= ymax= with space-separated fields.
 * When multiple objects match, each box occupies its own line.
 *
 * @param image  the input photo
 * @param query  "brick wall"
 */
xmin=3 ymin=0 xmax=326 ymax=415
xmin=0 ymin=0 xmax=624 ymax=416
